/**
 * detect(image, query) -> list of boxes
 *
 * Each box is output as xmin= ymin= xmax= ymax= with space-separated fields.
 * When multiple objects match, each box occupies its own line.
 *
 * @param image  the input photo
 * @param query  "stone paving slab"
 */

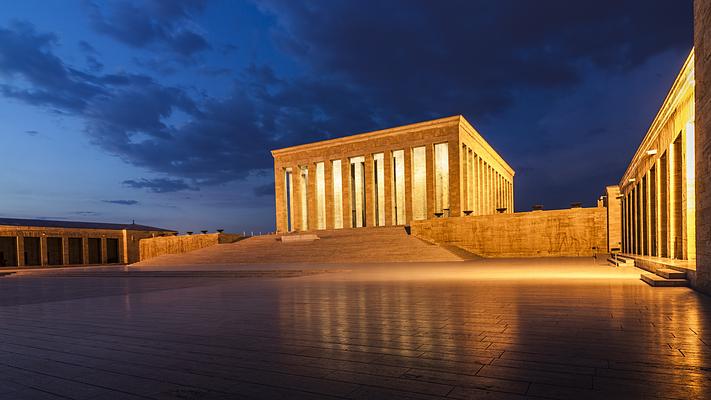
xmin=0 ymin=258 xmax=708 ymax=399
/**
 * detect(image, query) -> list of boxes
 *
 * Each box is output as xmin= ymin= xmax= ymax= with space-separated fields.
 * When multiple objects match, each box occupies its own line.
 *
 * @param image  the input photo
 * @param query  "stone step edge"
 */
xmin=640 ymin=273 xmax=688 ymax=287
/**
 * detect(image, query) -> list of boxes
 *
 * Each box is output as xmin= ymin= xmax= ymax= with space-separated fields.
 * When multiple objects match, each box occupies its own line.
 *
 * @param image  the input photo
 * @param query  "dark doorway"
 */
xmin=68 ymin=238 xmax=83 ymax=264
xmin=46 ymin=237 xmax=63 ymax=265
xmin=106 ymin=238 xmax=119 ymax=263
xmin=0 ymin=237 xmax=18 ymax=267
xmin=88 ymin=238 xmax=102 ymax=264
xmin=24 ymin=237 xmax=41 ymax=266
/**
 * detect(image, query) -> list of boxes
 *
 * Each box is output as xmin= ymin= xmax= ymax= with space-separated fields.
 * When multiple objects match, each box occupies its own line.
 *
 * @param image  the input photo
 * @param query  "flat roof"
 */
xmin=0 ymin=217 xmax=174 ymax=232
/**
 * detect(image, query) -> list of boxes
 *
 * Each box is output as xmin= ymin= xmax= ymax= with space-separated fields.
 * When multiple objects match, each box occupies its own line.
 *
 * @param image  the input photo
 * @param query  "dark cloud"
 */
xmin=71 ymin=211 xmax=99 ymax=216
xmin=102 ymin=199 xmax=139 ymax=205
xmin=0 ymin=1 xmax=693 ymax=207
xmin=258 ymin=0 xmax=692 ymax=122
xmin=85 ymin=0 xmax=209 ymax=57
xmin=24 ymin=130 xmax=39 ymax=136
xmin=122 ymin=178 xmax=198 ymax=193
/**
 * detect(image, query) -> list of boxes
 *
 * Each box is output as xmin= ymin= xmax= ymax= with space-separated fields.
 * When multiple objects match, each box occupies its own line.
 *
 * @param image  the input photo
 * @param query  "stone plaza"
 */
xmin=0 ymin=1 xmax=709 ymax=399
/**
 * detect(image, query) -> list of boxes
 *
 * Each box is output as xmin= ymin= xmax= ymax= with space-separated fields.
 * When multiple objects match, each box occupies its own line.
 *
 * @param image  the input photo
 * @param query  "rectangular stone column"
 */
xmin=40 ymin=235 xmax=48 ymax=266
xmin=646 ymin=172 xmax=652 ymax=256
xmin=425 ymin=144 xmax=435 ymax=219
xmin=404 ymin=148 xmax=413 ymax=224
xmin=341 ymin=158 xmax=352 ymax=228
xmin=448 ymin=140 xmax=461 ymax=217
xmin=16 ymin=235 xmax=24 ymax=267
xmin=82 ymin=235 xmax=89 ymax=265
xmin=62 ymin=236 xmax=70 ymax=265
xmin=695 ymin=0 xmax=711 ymax=292
xmin=461 ymin=145 xmax=469 ymax=213
xmin=274 ymin=163 xmax=287 ymax=233
xmin=101 ymin=237 xmax=108 ymax=264
xmin=384 ymin=151 xmax=393 ymax=226
xmin=292 ymin=164 xmax=303 ymax=232
xmin=364 ymin=154 xmax=375 ymax=227
xmin=324 ymin=160 xmax=334 ymax=230
xmin=480 ymin=163 xmax=487 ymax=214
xmin=307 ymin=163 xmax=318 ymax=231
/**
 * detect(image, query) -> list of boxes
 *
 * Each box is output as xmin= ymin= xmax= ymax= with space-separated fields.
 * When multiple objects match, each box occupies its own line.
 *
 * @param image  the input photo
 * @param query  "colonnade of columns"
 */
xmin=2 ymin=234 xmax=121 ymax=267
xmin=460 ymin=143 xmax=514 ymax=215
xmin=620 ymin=127 xmax=695 ymax=260
xmin=275 ymin=140 xmax=515 ymax=232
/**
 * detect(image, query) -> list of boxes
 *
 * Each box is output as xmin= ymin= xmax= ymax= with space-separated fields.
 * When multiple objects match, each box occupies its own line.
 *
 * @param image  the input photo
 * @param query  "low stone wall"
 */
xmin=411 ymin=207 xmax=607 ymax=258
xmin=138 ymin=233 xmax=243 ymax=262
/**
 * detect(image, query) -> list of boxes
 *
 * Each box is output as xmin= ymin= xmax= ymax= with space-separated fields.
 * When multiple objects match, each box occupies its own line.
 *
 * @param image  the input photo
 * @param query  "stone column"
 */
xmin=40 ymin=235 xmax=48 ymax=266
xmin=448 ymin=140 xmax=461 ymax=217
xmin=471 ymin=154 xmax=478 ymax=214
xmin=307 ymin=164 xmax=318 ymax=231
xmin=82 ymin=236 xmax=89 ymax=265
xmin=696 ymin=0 xmax=711 ymax=291
xmin=461 ymin=145 xmax=469 ymax=213
xmin=364 ymin=153 xmax=375 ymax=227
xmin=324 ymin=160 xmax=334 ymax=230
xmin=480 ymin=162 xmax=486 ymax=214
xmin=101 ymin=237 xmax=108 ymax=264
xmin=384 ymin=151 xmax=393 ymax=226
xmin=62 ymin=236 xmax=70 ymax=265
xmin=274 ymin=162 xmax=287 ymax=233
xmin=646 ymin=172 xmax=652 ymax=256
xmin=404 ymin=148 xmax=413 ymax=224
xmin=425 ymin=144 xmax=435 ymax=219
xmin=292 ymin=164 xmax=302 ymax=232
xmin=341 ymin=157 xmax=352 ymax=228
xmin=16 ymin=235 xmax=24 ymax=267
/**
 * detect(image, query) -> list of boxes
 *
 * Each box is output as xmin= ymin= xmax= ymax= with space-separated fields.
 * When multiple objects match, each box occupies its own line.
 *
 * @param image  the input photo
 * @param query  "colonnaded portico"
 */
xmin=271 ymin=115 xmax=514 ymax=232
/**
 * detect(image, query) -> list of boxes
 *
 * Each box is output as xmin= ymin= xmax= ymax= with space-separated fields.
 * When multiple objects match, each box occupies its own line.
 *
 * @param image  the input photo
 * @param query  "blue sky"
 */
xmin=0 ymin=0 xmax=693 ymax=233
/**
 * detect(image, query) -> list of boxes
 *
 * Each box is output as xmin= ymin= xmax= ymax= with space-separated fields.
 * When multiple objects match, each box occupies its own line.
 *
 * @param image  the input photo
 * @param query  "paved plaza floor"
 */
xmin=0 ymin=258 xmax=709 ymax=399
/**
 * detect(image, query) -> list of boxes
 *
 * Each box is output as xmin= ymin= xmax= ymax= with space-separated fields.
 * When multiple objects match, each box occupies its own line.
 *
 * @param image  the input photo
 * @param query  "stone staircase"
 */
xmin=608 ymin=254 xmax=688 ymax=287
xmin=134 ymin=226 xmax=464 ymax=266
xmin=607 ymin=254 xmax=635 ymax=267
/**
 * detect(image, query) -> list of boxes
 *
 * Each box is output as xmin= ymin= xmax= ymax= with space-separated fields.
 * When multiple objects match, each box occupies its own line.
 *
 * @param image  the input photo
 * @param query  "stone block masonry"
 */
xmin=695 ymin=0 xmax=711 ymax=293
xmin=139 ymin=233 xmax=243 ymax=262
xmin=411 ymin=207 xmax=607 ymax=258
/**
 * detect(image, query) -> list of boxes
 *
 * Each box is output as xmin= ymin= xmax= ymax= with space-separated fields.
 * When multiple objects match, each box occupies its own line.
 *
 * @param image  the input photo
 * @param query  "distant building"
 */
xmin=271 ymin=115 xmax=514 ymax=232
xmin=0 ymin=218 xmax=175 ymax=267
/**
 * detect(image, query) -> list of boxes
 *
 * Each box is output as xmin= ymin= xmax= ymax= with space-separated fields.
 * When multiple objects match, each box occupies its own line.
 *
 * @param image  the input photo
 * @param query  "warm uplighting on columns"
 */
xmin=392 ymin=150 xmax=406 ymax=225
xmin=434 ymin=143 xmax=449 ymax=215
xmin=412 ymin=146 xmax=427 ymax=220
xmin=332 ymin=160 xmax=343 ymax=229
xmin=315 ymin=162 xmax=326 ymax=230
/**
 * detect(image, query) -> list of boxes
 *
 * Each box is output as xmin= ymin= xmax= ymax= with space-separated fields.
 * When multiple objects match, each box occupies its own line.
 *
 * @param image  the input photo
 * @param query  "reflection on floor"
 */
xmin=0 ymin=258 xmax=708 ymax=399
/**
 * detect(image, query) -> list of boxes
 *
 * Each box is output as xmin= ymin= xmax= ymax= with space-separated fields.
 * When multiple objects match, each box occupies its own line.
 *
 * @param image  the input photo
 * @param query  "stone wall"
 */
xmin=695 ymin=0 xmax=711 ymax=293
xmin=139 ymin=233 xmax=243 ymax=262
xmin=410 ymin=207 xmax=607 ymax=258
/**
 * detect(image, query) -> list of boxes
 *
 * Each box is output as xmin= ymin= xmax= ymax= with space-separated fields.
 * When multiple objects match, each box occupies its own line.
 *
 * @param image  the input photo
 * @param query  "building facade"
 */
xmin=695 ymin=0 xmax=711 ymax=292
xmin=614 ymin=50 xmax=696 ymax=261
xmin=271 ymin=115 xmax=514 ymax=233
xmin=0 ymin=218 xmax=175 ymax=267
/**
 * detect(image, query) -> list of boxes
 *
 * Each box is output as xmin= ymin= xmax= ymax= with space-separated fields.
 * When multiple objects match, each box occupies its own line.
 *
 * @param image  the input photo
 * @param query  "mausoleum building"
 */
xmin=271 ymin=115 xmax=514 ymax=232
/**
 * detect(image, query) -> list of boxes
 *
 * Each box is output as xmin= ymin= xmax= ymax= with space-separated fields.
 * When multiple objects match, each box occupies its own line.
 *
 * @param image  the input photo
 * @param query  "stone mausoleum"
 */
xmin=271 ymin=115 xmax=514 ymax=232
xmin=0 ymin=218 xmax=174 ymax=268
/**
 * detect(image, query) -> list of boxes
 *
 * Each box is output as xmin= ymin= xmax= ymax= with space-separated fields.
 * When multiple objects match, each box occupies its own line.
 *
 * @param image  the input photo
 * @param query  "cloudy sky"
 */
xmin=0 ymin=0 xmax=693 ymax=233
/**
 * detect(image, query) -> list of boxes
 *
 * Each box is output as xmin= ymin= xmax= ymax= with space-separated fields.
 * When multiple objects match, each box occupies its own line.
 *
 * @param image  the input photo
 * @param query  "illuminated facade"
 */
xmin=613 ymin=50 xmax=696 ymax=261
xmin=271 ymin=115 xmax=514 ymax=232
xmin=0 ymin=218 xmax=174 ymax=267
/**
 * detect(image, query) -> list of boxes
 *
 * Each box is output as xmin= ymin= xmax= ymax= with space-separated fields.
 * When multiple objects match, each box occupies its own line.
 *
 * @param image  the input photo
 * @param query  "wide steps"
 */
xmin=656 ymin=268 xmax=686 ymax=279
xmin=640 ymin=273 xmax=687 ymax=287
xmin=135 ymin=226 xmax=463 ymax=266
xmin=607 ymin=256 xmax=634 ymax=267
